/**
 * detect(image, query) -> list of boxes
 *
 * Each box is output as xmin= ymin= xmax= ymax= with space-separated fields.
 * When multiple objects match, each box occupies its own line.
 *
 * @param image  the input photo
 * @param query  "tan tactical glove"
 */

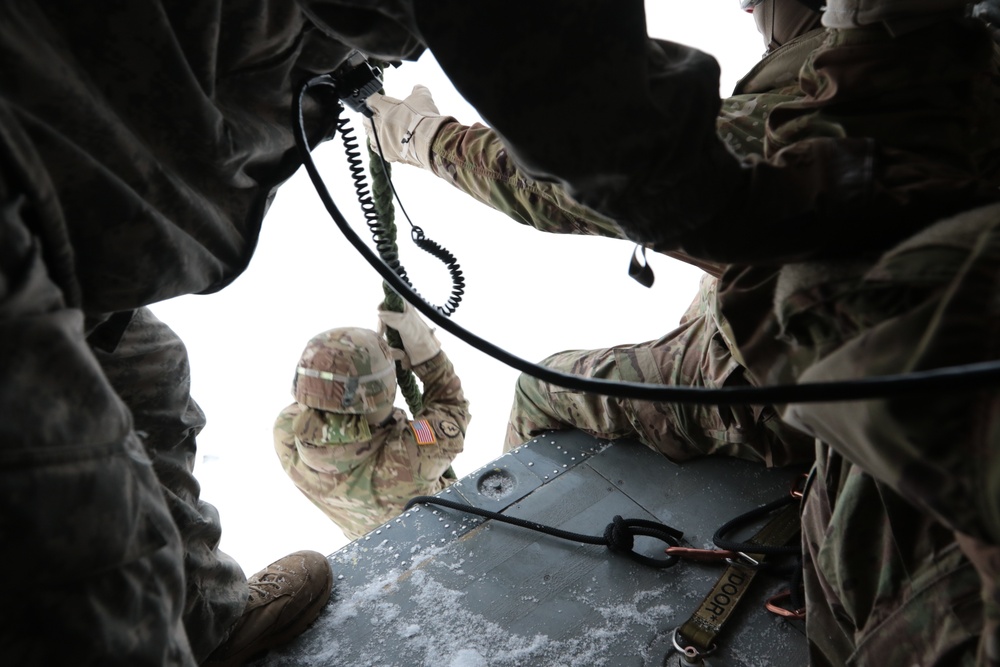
xmin=363 ymin=85 xmax=454 ymax=171
xmin=377 ymin=301 xmax=442 ymax=367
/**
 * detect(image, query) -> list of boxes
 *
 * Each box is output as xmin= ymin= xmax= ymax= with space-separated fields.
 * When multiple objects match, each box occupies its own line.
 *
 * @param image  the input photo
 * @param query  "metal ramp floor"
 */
xmin=254 ymin=430 xmax=808 ymax=666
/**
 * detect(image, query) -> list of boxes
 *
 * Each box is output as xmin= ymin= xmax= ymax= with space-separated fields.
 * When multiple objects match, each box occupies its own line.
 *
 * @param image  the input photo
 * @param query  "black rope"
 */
xmin=294 ymin=75 xmax=1000 ymax=405
xmin=713 ymin=494 xmax=806 ymax=613
xmin=367 ymin=143 xmax=425 ymax=414
xmin=404 ymin=495 xmax=684 ymax=568
xmin=712 ymin=494 xmax=800 ymax=557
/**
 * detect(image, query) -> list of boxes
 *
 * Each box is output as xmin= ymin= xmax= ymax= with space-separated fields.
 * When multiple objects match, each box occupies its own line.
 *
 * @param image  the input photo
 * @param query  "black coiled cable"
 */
xmin=337 ymin=116 xmax=410 ymax=286
xmin=338 ymin=114 xmax=464 ymax=315
xmin=410 ymin=226 xmax=464 ymax=315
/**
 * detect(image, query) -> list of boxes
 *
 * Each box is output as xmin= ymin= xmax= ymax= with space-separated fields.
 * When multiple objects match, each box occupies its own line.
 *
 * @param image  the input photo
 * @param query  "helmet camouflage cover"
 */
xmin=293 ymin=327 xmax=397 ymax=415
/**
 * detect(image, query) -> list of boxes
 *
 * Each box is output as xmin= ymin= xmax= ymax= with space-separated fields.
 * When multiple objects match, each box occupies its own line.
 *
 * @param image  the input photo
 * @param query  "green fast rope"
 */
xmin=369 ymin=145 xmax=424 ymax=415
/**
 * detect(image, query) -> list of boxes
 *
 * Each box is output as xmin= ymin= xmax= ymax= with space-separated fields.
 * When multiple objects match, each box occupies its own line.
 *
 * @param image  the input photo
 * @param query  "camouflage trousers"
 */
xmin=801 ymin=445 xmax=982 ymax=666
xmin=0 ymin=200 xmax=246 ymax=665
xmin=505 ymin=277 xmax=813 ymax=468
xmin=92 ymin=308 xmax=248 ymax=663
xmin=778 ymin=201 xmax=1000 ymax=665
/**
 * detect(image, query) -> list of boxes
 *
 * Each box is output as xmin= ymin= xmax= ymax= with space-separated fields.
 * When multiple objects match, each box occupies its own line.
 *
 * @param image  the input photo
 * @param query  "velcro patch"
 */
xmin=439 ymin=420 xmax=461 ymax=438
xmin=410 ymin=419 xmax=437 ymax=445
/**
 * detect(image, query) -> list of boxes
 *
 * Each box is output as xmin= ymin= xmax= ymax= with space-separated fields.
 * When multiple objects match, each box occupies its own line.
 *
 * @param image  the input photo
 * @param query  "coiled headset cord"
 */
xmin=338 ymin=114 xmax=465 ymax=316
xmin=295 ymin=74 xmax=1000 ymax=406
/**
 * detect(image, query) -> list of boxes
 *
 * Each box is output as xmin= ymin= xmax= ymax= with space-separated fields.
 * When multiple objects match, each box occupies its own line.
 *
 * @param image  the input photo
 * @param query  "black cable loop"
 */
xmin=714 ymin=494 xmax=807 ymax=615
xmin=712 ymin=494 xmax=801 ymax=557
xmin=405 ymin=495 xmax=683 ymax=569
xmin=410 ymin=226 xmax=465 ymax=315
xmin=295 ymin=75 xmax=1000 ymax=405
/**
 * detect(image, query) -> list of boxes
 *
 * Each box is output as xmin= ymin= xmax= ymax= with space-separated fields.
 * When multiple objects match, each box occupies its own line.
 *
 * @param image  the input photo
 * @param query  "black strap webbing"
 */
xmin=674 ymin=501 xmax=801 ymax=660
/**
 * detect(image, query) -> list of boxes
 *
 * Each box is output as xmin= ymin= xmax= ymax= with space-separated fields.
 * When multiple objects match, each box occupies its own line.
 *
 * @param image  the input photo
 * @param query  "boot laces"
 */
xmin=247 ymin=573 xmax=286 ymax=603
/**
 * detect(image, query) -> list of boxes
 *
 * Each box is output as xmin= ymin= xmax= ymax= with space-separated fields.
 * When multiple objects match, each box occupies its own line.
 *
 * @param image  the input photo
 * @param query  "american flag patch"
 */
xmin=410 ymin=419 xmax=437 ymax=445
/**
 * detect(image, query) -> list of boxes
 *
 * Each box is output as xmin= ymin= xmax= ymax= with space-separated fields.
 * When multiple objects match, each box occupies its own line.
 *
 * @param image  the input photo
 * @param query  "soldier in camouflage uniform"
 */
xmin=0 ymin=3 xmax=432 ymax=665
xmin=728 ymin=4 xmax=1000 ymax=663
xmin=5 ymin=0 xmax=999 ymax=665
xmin=0 ymin=2 xmax=751 ymax=664
xmin=499 ymin=272 xmax=809 ymax=467
xmin=361 ymin=3 xmax=827 ymax=469
xmin=273 ymin=304 xmax=469 ymax=540
xmin=758 ymin=6 xmax=1000 ymax=663
xmin=365 ymin=2 xmax=1000 ymax=664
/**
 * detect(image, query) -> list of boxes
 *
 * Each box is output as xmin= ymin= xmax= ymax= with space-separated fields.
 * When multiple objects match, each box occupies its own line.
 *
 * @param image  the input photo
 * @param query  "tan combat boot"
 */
xmin=204 ymin=550 xmax=333 ymax=666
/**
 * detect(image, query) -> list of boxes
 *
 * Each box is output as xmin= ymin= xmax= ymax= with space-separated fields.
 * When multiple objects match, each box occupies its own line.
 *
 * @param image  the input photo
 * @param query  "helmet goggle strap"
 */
xmin=295 ymin=363 xmax=395 ymax=414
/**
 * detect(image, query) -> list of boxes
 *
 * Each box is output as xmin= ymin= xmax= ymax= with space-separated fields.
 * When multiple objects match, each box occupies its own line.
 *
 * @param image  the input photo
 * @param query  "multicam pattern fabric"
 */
xmin=0 ymin=2 xmax=425 ymax=664
xmin=504 ymin=275 xmax=813 ymax=469
xmin=743 ymin=19 xmax=1000 ymax=665
xmin=779 ymin=203 xmax=1000 ymax=666
xmin=416 ymin=2 xmax=1000 ymax=262
xmin=428 ymin=32 xmax=824 ymax=468
xmin=801 ymin=441 xmax=984 ymax=666
xmin=728 ymin=16 xmax=1000 ymax=666
xmin=821 ymin=0 xmax=968 ymax=29
xmin=274 ymin=350 xmax=469 ymax=540
xmin=91 ymin=309 xmax=249 ymax=663
xmin=421 ymin=15 xmax=1000 ymax=665
xmin=293 ymin=328 xmax=397 ymax=415
xmin=5 ymin=2 xmax=1000 ymax=666
xmin=414 ymin=1 xmax=739 ymax=252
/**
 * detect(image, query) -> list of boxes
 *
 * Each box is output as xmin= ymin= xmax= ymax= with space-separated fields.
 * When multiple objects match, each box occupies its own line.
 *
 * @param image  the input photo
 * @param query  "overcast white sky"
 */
xmin=150 ymin=5 xmax=762 ymax=576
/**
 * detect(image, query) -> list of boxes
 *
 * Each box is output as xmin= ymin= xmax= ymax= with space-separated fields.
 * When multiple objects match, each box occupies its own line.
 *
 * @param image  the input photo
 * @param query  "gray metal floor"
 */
xmin=255 ymin=431 xmax=808 ymax=666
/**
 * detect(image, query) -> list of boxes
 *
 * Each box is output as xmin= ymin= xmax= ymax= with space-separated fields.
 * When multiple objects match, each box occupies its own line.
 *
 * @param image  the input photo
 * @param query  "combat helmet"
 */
xmin=293 ymin=327 xmax=397 ymax=417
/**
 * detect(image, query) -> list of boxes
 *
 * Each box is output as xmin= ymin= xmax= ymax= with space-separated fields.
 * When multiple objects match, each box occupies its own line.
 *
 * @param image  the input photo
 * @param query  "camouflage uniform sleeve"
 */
xmin=430 ymin=121 xmax=730 ymax=278
xmin=429 ymin=121 xmax=627 ymax=239
xmin=407 ymin=349 xmax=469 ymax=482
